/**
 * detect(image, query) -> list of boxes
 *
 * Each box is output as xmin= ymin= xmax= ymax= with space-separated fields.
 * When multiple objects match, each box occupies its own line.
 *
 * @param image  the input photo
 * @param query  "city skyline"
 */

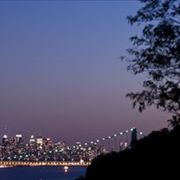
xmin=0 ymin=126 xmax=142 ymax=145
xmin=0 ymin=128 xmax=139 ymax=164
xmin=0 ymin=1 xmax=169 ymax=144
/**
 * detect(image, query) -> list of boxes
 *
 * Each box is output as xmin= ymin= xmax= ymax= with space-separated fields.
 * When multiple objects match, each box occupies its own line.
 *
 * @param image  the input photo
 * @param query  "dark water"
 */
xmin=0 ymin=166 xmax=86 ymax=180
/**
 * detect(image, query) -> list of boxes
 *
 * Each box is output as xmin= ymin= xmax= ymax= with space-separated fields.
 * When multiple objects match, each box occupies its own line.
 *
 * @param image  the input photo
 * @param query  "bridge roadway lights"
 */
xmin=0 ymin=161 xmax=90 ymax=167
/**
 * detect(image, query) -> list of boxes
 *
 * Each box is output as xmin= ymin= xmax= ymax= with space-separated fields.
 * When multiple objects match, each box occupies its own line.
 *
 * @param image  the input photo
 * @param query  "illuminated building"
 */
xmin=2 ymin=134 xmax=8 ymax=146
xmin=29 ymin=135 xmax=35 ymax=145
xmin=36 ymin=137 xmax=43 ymax=148
xmin=15 ymin=134 xmax=23 ymax=146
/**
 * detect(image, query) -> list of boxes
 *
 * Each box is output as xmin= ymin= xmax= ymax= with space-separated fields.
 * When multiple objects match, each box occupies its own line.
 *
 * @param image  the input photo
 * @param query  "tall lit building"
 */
xmin=29 ymin=135 xmax=35 ymax=145
xmin=15 ymin=134 xmax=23 ymax=145
xmin=2 ymin=134 xmax=8 ymax=146
xmin=36 ymin=137 xmax=43 ymax=148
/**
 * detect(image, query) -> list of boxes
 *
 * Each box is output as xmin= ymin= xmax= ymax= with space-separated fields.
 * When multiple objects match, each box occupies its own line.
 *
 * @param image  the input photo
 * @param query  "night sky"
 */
xmin=0 ymin=1 xmax=169 ymax=144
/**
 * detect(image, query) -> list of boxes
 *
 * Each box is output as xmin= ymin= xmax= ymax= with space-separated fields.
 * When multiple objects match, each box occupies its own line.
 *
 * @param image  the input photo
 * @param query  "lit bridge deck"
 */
xmin=0 ymin=161 xmax=90 ymax=167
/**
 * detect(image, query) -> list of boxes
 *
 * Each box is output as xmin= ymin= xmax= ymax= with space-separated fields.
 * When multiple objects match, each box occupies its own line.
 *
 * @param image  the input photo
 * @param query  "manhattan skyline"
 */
xmin=0 ymin=1 xmax=169 ymax=144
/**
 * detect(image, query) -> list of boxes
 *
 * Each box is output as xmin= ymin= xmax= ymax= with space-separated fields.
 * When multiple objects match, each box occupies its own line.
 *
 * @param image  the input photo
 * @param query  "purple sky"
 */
xmin=0 ymin=1 xmax=169 ymax=144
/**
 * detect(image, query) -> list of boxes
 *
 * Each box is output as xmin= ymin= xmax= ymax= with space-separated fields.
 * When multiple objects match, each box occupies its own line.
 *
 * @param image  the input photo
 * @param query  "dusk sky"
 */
xmin=0 ymin=1 xmax=169 ymax=144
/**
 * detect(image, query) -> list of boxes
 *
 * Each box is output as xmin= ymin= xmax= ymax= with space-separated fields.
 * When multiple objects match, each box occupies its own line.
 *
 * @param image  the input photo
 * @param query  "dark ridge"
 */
xmin=78 ymin=126 xmax=180 ymax=180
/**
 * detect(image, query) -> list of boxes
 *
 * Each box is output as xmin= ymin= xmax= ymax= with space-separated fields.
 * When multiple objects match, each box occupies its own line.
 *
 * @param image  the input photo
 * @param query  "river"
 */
xmin=0 ymin=166 xmax=86 ymax=180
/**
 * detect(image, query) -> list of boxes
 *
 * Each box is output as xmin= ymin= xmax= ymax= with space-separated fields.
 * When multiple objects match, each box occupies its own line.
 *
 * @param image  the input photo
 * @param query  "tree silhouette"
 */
xmin=122 ymin=0 xmax=180 ymax=126
xmin=83 ymin=126 xmax=180 ymax=180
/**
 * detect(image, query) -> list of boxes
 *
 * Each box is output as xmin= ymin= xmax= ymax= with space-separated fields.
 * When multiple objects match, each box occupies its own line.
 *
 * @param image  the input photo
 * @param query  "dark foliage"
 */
xmin=83 ymin=126 xmax=180 ymax=179
xmin=121 ymin=0 xmax=180 ymax=125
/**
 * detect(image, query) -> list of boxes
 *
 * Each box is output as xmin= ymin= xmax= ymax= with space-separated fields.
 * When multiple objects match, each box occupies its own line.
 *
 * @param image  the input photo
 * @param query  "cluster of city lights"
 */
xmin=0 ymin=127 xmax=143 ymax=163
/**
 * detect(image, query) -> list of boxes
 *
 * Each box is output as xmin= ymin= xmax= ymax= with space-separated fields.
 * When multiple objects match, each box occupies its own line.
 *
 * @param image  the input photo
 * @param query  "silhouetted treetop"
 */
xmin=84 ymin=125 xmax=180 ymax=179
xmin=122 ymin=0 xmax=180 ymax=126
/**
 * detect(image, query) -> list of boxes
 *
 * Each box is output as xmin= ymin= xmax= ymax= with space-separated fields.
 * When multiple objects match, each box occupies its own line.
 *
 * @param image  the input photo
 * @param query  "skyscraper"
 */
xmin=29 ymin=135 xmax=35 ymax=145
xmin=36 ymin=137 xmax=43 ymax=149
xmin=15 ymin=134 xmax=23 ymax=146
xmin=2 ymin=134 xmax=8 ymax=146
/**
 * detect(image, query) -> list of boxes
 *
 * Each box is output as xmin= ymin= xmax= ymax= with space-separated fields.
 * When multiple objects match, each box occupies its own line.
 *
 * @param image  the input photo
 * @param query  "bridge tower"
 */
xmin=130 ymin=128 xmax=137 ymax=146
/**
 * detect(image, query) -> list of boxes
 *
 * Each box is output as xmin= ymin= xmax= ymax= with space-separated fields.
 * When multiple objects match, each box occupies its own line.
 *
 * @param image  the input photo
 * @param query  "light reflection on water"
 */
xmin=0 ymin=166 xmax=86 ymax=180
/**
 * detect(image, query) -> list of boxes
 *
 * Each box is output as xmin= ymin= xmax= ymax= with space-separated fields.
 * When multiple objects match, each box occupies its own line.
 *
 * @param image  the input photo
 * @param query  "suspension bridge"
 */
xmin=71 ymin=127 xmax=143 ymax=152
xmin=0 ymin=127 xmax=144 ymax=167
